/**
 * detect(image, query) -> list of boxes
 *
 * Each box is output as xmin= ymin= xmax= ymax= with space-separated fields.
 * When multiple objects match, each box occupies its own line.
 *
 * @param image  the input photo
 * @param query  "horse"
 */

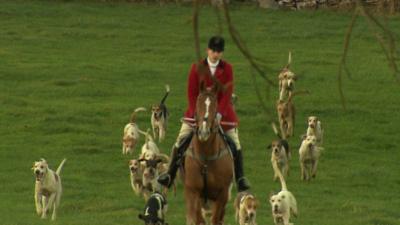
xmin=183 ymin=81 xmax=234 ymax=225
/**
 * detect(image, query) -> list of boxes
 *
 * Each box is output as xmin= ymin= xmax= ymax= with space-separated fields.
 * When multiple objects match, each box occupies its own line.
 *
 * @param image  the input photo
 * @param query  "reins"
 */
xmin=183 ymin=117 xmax=233 ymax=205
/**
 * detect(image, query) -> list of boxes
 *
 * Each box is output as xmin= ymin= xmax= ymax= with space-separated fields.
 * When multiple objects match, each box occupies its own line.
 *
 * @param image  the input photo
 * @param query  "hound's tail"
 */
xmin=271 ymin=122 xmax=282 ymax=140
xmin=285 ymin=51 xmax=292 ymax=69
xmin=138 ymin=128 xmax=153 ymax=145
xmin=273 ymin=160 xmax=288 ymax=191
xmin=56 ymin=158 xmax=67 ymax=175
xmin=156 ymin=153 xmax=170 ymax=163
xmin=160 ymin=84 xmax=170 ymax=105
xmin=130 ymin=107 xmax=147 ymax=123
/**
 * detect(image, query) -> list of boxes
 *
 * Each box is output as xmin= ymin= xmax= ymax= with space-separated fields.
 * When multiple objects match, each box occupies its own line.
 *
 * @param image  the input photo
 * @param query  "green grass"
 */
xmin=1 ymin=1 xmax=400 ymax=225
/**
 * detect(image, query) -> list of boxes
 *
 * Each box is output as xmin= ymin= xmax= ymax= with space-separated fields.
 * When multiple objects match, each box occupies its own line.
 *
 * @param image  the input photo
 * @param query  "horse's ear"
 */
xmin=199 ymin=80 xmax=206 ymax=92
xmin=211 ymin=83 xmax=220 ymax=94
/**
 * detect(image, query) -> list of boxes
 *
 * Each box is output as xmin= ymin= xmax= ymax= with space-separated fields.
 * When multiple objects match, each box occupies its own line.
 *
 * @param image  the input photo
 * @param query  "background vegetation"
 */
xmin=0 ymin=1 xmax=399 ymax=225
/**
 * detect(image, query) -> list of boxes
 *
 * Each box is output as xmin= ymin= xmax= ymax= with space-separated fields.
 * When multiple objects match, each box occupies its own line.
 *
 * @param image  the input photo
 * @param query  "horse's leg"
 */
xmin=185 ymin=189 xmax=198 ymax=225
xmin=185 ymin=195 xmax=194 ymax=225
xmin=195 ymin=199 xmax=206 ymax=225
xmin=211 ymin=188 xmax=229 ymax=225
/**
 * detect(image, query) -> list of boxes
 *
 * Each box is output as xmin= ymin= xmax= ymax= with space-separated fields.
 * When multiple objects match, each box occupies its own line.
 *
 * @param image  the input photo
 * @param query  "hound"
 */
xmin=138 ymin=192 xmax=169 ymax=225
xmin=123 ymin=107 xmax=146 ymax=155
xmin=306 ymin=116 xmax=323 ymax=145
xmin=278 ymin=52 xmax=297 ymax=101
xmin=276 ymin=94 xmax=295 ymax=139
xmin=299 ymin=135 xmax=322 ymax=181
xmin=129 ymin=159 xmax=144 ymax=196
xmin=32 ymin=158 xmax=66 ymax=220
xmin=139 ymin=130 xmax=160 ymax=161
xmin=269 ymin=123 xmax=291 ymax=181
xmin=270 ymin=160 xmax=298 ymax=225
xmin=234 ymin=192 xmax=259 ymax=225
xmin=151 ymin=84 xmax=170 ymax=142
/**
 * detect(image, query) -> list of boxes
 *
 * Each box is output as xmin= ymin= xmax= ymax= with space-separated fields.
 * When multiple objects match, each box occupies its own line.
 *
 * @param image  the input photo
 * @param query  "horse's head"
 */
xmin=195 ymin=81 xmax=220 ymax=142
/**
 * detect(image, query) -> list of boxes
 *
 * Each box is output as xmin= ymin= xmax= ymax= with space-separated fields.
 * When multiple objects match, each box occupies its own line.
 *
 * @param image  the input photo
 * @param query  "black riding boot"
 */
xmin=158 ymin=132 xmax=193 ymax=188
xmin=234 ymin=150 xmax=251 ymax=192
xmin=157 ymin=145 xmax=180 ymax=188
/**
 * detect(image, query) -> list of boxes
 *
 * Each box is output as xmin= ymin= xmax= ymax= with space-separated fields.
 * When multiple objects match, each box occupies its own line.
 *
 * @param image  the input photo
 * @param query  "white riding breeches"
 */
xmin=174 ymin=122 xmax=242 ymax=150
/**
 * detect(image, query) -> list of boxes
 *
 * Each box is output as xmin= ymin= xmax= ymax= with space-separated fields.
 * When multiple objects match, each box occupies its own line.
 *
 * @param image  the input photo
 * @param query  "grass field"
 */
xmin=1 ymin=1 xmax=400 ymax=225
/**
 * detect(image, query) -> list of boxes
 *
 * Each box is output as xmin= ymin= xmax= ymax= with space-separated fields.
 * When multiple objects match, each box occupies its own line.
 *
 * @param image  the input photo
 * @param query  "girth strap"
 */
xmin=185 ymin=146 xmax=230 ymax=162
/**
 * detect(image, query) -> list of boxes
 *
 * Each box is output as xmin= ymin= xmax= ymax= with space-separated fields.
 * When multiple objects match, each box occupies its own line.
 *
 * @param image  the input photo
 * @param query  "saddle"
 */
xmin=177 ymin=128 xmax=237 ymax=167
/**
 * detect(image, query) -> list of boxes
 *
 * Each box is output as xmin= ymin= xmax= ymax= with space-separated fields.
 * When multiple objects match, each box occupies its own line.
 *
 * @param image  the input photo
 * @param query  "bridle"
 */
xmin=194 ymin=93 xmax=219 ymax=142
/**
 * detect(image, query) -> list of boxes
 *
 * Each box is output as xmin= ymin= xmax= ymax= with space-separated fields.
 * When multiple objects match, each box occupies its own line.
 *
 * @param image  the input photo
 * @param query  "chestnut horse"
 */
xmin=183 ymin=82 xmax=234 ymax=225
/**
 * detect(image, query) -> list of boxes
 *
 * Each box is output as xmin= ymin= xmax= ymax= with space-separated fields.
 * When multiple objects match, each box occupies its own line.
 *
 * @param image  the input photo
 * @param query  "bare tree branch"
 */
xmin=357 ymin=0 xmax=400 ymax=82
xmin=339 ymin=1 xmax=400 ymax=110
xmin=221 ymin=0 xmax=275 ymax=87
xmin=338 ymin=8 xmax=358 ymax=110
xmin=193 ymin=0 xmax=201 ymax=62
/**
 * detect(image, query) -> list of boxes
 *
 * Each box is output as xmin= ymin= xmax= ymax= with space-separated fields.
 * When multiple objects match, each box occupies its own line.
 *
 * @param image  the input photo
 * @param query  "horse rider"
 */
xmin=157 ymin=35 xmax=250 ymax=192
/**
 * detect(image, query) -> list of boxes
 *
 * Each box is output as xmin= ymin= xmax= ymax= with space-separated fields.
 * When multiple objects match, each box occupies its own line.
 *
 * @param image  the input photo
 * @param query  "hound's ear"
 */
xmin=269 ymin=191 xmax=275 ymax=199
xmin=138 ymin=214 xmax=145 ymax=220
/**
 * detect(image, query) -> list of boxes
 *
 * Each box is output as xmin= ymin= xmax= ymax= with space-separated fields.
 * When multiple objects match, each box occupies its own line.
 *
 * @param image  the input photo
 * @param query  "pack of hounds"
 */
xmin=32 ymin=53 xmax=324 ymax=225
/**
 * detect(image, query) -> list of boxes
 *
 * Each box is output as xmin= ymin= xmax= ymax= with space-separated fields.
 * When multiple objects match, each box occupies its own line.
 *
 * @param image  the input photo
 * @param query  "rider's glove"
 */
xmin=216 ymin=112 xmax=222 ymax=124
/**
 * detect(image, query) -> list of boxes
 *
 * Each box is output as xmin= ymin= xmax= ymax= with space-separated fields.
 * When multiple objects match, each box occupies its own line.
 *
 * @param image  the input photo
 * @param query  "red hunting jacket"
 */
xmin=184 ymin=58 xmax=238 ymax=131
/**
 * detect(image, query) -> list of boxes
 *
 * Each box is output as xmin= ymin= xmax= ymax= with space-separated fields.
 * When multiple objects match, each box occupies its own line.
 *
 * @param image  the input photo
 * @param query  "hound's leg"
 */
xmin=300 ymin=161 xmax=306 ymax=181
xmin=41 ymin=196 xmax=49 ymax=219
xmin=51 ymin=193 xmax=58 ymax=221
xmin=34 ymin=191 xmax=43 ymax=216
xmin=159 ymin=126 xmax=165 ymax=142
xmin=311 ymin=159 xmax=319 ymax=178
xmin=280 ymin=120 xmax=287 ymax=140
xmin=43 ymin=193 xmax=55 ymax=219
xmin=152 ymin=126 xmax=158 ymax=141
